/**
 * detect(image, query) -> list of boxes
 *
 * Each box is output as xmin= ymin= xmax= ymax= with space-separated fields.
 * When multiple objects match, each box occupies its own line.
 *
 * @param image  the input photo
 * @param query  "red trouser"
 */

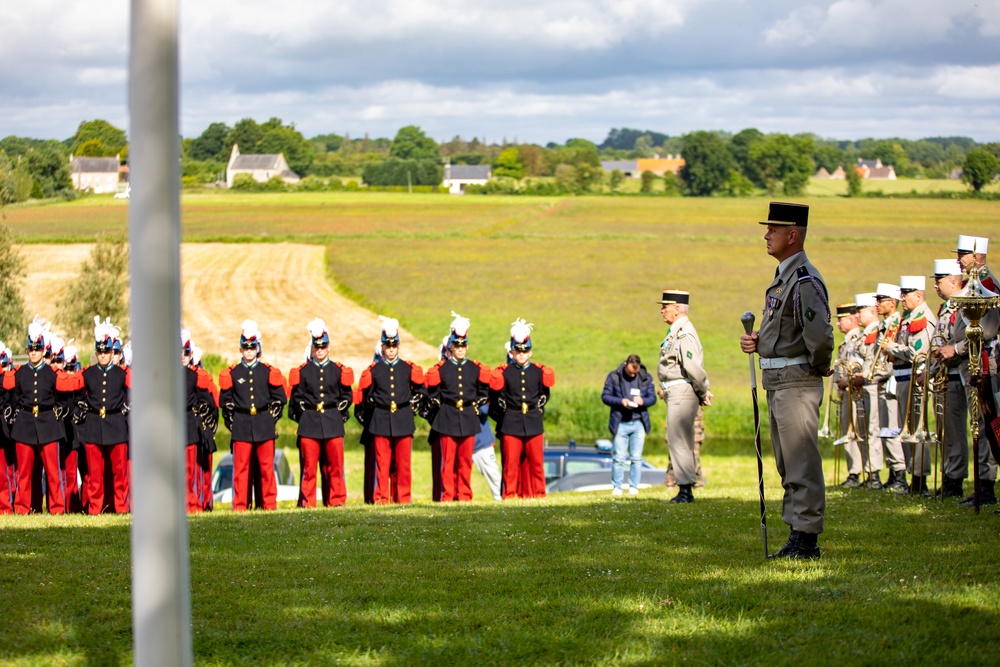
xmin=501 ymin=434 xmax=546 ymax=499
xmin=0 ymin=444 xmax=14 ymax=514
xmin=16 ymin=441 xmax=65 ymax=514
xmin=199 ymin=450 xmax=213 ymax=511
xmin=439 ymin=434 xmax=474 ymax=502
xmin=232 ymin=440 xmax=276 ymax=511
xmin=184 ymin=445 xmax=203 ymax=513
xmin=84 ymin=442 xmax=130 ymax=514
xmin=298 ymin=436 xmax=346 ymax=507
xmin=373 ymin=435 xmax=411 ymax=504
xmin=61 ymin=447 xmax=82 ymax=514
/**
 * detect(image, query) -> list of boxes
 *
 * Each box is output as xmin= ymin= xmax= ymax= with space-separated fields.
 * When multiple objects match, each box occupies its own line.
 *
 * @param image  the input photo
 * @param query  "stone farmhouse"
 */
xmin=442 ymin=164 xmax=491 ymax=194
xmin=855 ymin=158 xmax=897 ymax=180
xmin=70 ymin=155 xmax=124 ymax=194
xmin=226 ymin=144 xmax=300 ymax=187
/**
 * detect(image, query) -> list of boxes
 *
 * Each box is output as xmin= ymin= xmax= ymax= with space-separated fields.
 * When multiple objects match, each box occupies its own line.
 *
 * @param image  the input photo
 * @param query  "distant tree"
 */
xmin=564 ymin=138 xmax=601 ymax=167
xmin=720 ymin=169 xmax=755 ymax=197
xmin=493 ymin=148 xmax=525 ymax=179
xmin=1 ymin=152 xmax=32 ymax=205
xmin=962 ymin=149 xmax=1000 ymax=192
xmin=516 ymin=145 xmax=548 ymax=176
xmin=69 ymin=119 xmax=127 ymax=157
xmin=640 ymin=170 xmax=656 ymax=193
xmin=22 ymin=141 xmax=73 ymax=198
xmin=982 ymin=143 xmax=1000 ymax=160
xmin=58 ymin=233 xmax=129 ymax=341
xmin=748 ymin=133 xmax=814 ymax=195
xmin=74 ymin=138 xmax=115 ymax=157
xmin=661 ymin=172 xmax=682 ymax=197
xmin=189 ymin=122 xmax=231 ymax=161
xmin=679 ymin=131 xmax=735 ymax=196
xmin=813 ymin=145 xmax=845 ymax=173
xmin=227 ymin=118 xmax=263 ymax=154
xmin=0 ymin=222 xmax=26 ymax=344
xmin=845 ymin=165 xmax=863 ymax=197
xmin=600 ymin=128 xmax=669 ymax=151
xmin=575 ymin=163 xmax=601 ymax=191
xmin=362 ymin=159 xmax=442 ymax=186
xmin=608 ymin=169 xmax=624 ymax=193
xmin=729 ymin=128 xmax=764 ymax=186
xmin=310 ymin=133 xmax=344 ymax=153
xmin=553 ymin=164 xmax=577 ymax=191
xmin=632 ymin=135 xmax=655 ymax=158
xmin=389 ymin=126 xmax=439 ymax=161
xmin=258 ymin=120 xmax=315 ymax=175
xmin=230 ymin=173 xmax=260 ymax=191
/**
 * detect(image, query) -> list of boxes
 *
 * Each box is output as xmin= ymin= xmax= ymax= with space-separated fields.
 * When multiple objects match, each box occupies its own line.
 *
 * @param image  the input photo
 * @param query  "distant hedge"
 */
xmin=362 ymin=159 xmax=442 ymax=186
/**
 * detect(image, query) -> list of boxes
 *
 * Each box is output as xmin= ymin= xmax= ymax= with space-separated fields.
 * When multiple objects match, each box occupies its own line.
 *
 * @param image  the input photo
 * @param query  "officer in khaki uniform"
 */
xmin=929 ymin=259 xmax=968 ymax=498
xmin=832 ymin=303 xmax=864 ymax=487
xmin=740 ymin=202 xmax=834 ymax=559
xmin=656 ymin=289 xmax=710 ymax=503
xmin=852 ymin=292 xmax=884 ymax=488
xmin=870 ymin=283 xmax=907 ymax=491
xmin=884 ymin=275 xmax=937 ymax=494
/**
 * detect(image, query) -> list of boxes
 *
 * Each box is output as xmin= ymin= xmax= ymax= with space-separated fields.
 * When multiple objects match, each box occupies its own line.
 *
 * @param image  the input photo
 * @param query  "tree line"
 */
xmin=2 ymin=119 xmax=999 ymax=204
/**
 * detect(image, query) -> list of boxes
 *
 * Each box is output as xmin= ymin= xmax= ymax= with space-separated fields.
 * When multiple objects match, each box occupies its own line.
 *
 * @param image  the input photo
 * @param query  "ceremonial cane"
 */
xmin=741 ymin=311 xmax=768 ymax=558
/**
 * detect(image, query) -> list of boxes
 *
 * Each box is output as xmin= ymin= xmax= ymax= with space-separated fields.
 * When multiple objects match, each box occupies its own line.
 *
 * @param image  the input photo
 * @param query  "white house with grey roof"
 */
xmin=443 ymin=164 xmax=491 ymax=194
xmin=70 ymin=154 xmax=122 ymax=194
xmin=226 ymin=144 xmax=300 ymax=187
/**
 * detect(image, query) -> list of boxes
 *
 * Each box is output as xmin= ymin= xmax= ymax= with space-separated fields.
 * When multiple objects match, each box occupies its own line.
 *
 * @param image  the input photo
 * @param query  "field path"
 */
xmin=17 ymin=243 xmax=438 ymax=376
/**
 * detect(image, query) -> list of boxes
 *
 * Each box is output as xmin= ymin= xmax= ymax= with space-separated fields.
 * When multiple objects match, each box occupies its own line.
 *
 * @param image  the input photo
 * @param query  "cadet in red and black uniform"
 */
xmin=51 ymin=340 xmax=86 ymax=513
xmin=188 ymin=345 xmax=219 ymax=511
xmin=4 ymin=318 xmax=78 ymax=514
xmin=218 ymin=320 xmax=287 ymax=511
xmin=75 ymin=318 xmax=132 ymax=514
xmin=0 ymin=343 xmax=16 ymax=514
xmin=424 ymin=313 xmax=491 ymax=502
xmin=355 ymin=316 xmax=424 ymax=504
xmin=181 ymin=331 xmax=217 ymax=513
xmin=289 ymin=318 xmax=354 ymax=507
xmin=490 ymin=319 xmax=555 ymax=499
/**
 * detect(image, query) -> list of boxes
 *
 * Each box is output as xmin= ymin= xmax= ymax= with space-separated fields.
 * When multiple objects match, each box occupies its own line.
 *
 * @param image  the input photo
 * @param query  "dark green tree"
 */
xmin=258 ymin=120 xmax=315 ymax=175
xmin=227 ymin=118 xmax=263 ymax=154
xmin=57 ymin=233 xmax=130 ymax=341
xmin=679 ymin=131 xmax=735 ymax=196
xmin=962 ymin=149 xmax=1000 ymax=192
xmin=608 ymin=169 xmax=624 ymax=193
xmin=640 ymin=170 xmax=656 ymax=193
xmin=389 ymin=126 xmax=439 ymax=161
xmin=729 ymin=128 xmax=764 ymax=186
xmin=310 ymin=133 xmax=344 ymax=152
xmin=748 ymin=133 xmax=814 ymax=195
xmin=813 ymin=145 xmax=845 ymax=173
xmin=69 ymin=119 xmax=127 ymax=156
xmin=362 ymin=159 xmax=442 ymax=186
xmin=845 ymin=164 xmax=863 ymax=197
xmin=189 ymin=122 xmax=231 ymax=161
xmin=0 ymin=222 xmax=27 ymax=344
xmin=22 ymin=141 xmax=73 ymax=198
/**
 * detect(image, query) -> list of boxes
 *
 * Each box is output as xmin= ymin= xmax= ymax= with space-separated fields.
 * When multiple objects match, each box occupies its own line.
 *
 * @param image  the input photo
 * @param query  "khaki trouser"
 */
xmin=839 ymin=398 xmax=863 ymax=475
xmin=862 ymin=385 xmax=885 ymax=473
xmin=943 ymin=378 xmax=968 ymax=480
xmin=666 ymin=383 xmax=699 ymax=486
xmin=767 ymin=385 xmax=825 ymax=534
xmin=879 ymin=383 xmax=906 ymax=472
xmin=896 ymin=379 xmax=931 ymax=476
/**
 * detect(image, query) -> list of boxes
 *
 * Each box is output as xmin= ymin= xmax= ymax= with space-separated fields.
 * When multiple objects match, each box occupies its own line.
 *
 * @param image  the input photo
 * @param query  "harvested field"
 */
xmin=16 ymin=243 xmax=438 ymax=375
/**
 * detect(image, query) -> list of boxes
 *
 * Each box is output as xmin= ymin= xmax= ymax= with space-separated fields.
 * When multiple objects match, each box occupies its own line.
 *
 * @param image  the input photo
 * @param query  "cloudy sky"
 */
xmin=2 ymin=0 xmax=999 ymax=145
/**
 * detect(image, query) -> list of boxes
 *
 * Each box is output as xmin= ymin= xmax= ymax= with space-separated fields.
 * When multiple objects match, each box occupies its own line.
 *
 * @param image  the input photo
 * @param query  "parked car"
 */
xmin=212 ymin=449 xmax=303 ymax=504
xmin=113 ymin=185 xmax=130 ymax=199
xmin=543 ymin=443 xmax=666 ymax=493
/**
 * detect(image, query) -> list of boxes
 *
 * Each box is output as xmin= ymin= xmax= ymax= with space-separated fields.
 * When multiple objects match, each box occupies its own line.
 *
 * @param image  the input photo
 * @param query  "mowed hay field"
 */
xmin=6 ymin=193 xmax=1000 ymax=439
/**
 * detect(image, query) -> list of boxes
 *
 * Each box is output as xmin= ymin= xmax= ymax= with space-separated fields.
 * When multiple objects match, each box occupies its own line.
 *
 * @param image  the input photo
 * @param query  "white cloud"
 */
xmin=933 ymin=65 xmax=1000 ymax=99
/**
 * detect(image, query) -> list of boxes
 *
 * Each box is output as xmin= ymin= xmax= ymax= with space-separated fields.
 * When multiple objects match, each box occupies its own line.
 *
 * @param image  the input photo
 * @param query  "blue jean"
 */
xmin=612 ymin=419 xmax=646 ymax=490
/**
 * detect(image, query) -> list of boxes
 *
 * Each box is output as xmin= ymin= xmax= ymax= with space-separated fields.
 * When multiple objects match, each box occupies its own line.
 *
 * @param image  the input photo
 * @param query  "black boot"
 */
xmin=910 ymin=475 xmax=932 ymax=498
xmin=941 ymin=476 xmax=964 ymax=499
xmin=839 ymin=473 xmax=861 ymax=489
xmin=959 ymin=481 xmax=998 ymax=506
xmin=863 ymin=472 xmax=882 ymax=490
xmin=768 ymin=530 xmax=820 ymax=560
xmin=669 ymin=484 xmax=694 ymax=504
xmin=884 ymin=470 xmax=908 ymax=492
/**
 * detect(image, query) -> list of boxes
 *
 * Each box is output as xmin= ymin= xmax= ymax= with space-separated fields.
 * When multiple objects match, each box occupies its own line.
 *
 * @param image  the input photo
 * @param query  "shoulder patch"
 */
xmin=796 ymin=266 xmax=811 ymax=280
xmin=686 ymin=350 xmax=693 ymax=359
xmin=805 ymin=307 xmax=816 ymax=321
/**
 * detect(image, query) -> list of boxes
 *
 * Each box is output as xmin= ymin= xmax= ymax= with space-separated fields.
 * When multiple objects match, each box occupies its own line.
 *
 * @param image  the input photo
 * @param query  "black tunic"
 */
xmin=489 ymin=362 xmax=555 ymax=438
xmin=79 ymin=363 xmax=131 ymax=445
xmin=426 ymin=358 xmax=491 ymax=438
xmin=3 ymin=363 xmax=77 ymax=445
xmin=288 ymin=360 xmax=354 ymax=440
xmin=219 ymin=361 xmax=287 ymax=442
xmin=356 ymin=359 xmax=423 ymax=438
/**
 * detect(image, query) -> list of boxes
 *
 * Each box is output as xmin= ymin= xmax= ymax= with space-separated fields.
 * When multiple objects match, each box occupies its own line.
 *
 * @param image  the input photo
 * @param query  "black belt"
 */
xmin=444 ymin=398 xmax=478 ymax=410
xmin=233 ymin=406 xmax=264 ymax=415
xmin=374 ymin=399 xmax=411 ymax=413
xmin=25 ymin=405 xmax=54 ymax=417
xmin=89 ymin=406 xmax=123 ymax=418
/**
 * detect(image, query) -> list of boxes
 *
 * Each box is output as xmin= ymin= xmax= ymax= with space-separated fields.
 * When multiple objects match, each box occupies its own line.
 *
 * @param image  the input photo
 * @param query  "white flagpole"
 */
xmin=128 ymin=1 xmax=192 ymax=666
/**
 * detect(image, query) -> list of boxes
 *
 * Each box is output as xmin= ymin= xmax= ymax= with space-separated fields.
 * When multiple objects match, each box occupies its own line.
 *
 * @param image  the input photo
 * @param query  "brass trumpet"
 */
xmin=819 ymin=360 xmax=845 ymax=439
xmin=866 ymin=333 xmax=892 ymax=383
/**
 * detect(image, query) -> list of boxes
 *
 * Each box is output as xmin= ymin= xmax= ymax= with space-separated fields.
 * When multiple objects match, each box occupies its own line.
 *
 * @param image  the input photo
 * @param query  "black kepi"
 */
xmin=657 ymin=289 xmax=690 ymax=305
xmin=759 ymin=201 xmax=809 ymax=227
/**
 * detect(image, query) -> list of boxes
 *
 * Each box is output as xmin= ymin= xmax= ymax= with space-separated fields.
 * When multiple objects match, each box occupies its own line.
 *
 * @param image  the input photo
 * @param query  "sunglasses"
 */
xmin=241 ymin=343 xmax=258 ymax=350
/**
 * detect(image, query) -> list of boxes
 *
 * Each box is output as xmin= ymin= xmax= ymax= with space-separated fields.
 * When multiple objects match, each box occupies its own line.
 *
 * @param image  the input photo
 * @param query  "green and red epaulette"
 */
xmin=907 ymin=312 xmax=928 ymax=334
xmin=864 ymin=331 xmax=878 ymax=345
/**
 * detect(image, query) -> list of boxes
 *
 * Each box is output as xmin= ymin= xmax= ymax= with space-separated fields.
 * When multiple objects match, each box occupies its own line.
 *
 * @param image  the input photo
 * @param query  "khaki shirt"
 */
xmin=832 ymin=326 xmax=864 ymax=398
xmin=758 ymin=251 xmax=834 ymax=390
xmin=884 ymin=301 xmax=937 ymax=372
xmin=657 ymin=316 xmax=709 ymax=402
xmin=868 ymin=311 xmax=901 ymax=384
xmin=858 ymin=321 xmax=880 ymax=381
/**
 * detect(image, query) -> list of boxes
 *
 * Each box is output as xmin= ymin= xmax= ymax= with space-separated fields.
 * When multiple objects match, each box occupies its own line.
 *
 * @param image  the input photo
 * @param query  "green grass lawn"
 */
xmin=2 ymin=443 xmax=999 ymax=666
